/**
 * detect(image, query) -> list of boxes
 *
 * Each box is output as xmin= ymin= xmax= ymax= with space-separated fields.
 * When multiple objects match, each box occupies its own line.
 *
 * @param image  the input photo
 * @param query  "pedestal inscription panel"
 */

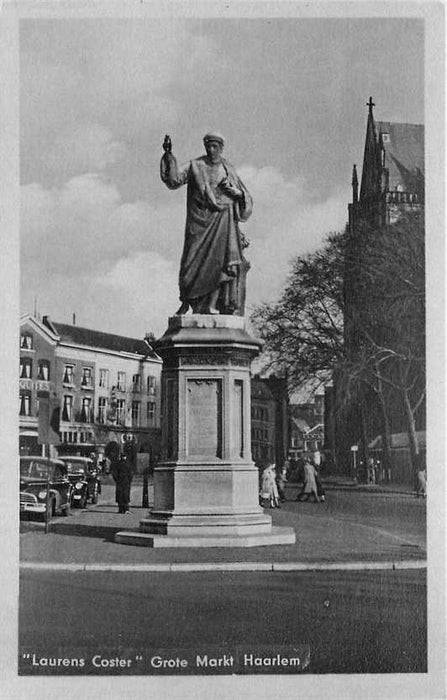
xmin=187 ymin=378 xmax=222 ymax=459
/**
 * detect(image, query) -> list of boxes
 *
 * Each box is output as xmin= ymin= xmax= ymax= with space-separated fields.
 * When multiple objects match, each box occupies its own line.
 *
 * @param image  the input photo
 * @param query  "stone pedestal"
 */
xmin=115 ymin=315 xmax=295 ymax=548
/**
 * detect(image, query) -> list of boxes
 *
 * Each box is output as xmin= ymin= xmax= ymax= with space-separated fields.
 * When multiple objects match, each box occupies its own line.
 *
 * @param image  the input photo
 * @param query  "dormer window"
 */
xmin=20 ymin=333 xmax=33 ymax=350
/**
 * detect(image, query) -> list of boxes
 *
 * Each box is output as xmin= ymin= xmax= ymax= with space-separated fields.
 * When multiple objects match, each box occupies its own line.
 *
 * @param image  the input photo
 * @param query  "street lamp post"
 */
xmin=351 ymin=445 xmax=358 ymax=483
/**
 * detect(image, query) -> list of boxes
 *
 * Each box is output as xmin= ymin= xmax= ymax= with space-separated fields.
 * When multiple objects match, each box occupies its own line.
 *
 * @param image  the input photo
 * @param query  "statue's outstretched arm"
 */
xmin=160 ymin=135 xmax=189 ymax=190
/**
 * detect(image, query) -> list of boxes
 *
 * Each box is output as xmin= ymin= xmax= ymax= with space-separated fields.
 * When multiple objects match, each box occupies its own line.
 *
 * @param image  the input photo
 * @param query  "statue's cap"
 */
xmin=203 ymin=131 xmax=225 ymax=146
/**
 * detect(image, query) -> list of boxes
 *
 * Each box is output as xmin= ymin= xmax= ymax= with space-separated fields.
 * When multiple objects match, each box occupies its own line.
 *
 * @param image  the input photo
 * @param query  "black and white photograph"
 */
xmin=1 ymin=1 xmax=445 ymax=698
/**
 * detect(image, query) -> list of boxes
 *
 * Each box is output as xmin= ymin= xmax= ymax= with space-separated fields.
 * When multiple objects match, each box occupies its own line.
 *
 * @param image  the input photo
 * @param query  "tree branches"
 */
xmin=251 ymin=230 xmax=346 ymax=392
xmin=251 ymin=211 xmax=425 ymax=464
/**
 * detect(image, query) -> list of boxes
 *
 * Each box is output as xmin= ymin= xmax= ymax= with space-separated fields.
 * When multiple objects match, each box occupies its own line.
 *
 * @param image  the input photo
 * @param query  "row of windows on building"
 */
xmin=20 ymin=358 xmax=157 ymax=394
xmin=251 ymin=406 xmax=270 ymax=421
xmin=20 ymin=358 xmax=50 ymax=380
xmin=60 ymin=430 xmax=94 ymax=445
xmin=19 ymin=393 xmax=156 ymax=425
xmin=97 ymin=369 xmax=156 ymax=393
xmin=251 ymin=427 xmax=270 ymax=442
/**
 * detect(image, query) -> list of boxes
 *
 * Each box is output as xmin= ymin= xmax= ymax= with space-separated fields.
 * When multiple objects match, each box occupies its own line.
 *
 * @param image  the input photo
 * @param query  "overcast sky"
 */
xmin=20 ymin=16 xmax=424 ymax=338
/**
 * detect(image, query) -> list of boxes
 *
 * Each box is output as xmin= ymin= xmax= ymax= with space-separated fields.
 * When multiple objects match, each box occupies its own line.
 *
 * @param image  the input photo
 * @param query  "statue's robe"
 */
xmin=160 ymin=153 xmax=252 ymax=313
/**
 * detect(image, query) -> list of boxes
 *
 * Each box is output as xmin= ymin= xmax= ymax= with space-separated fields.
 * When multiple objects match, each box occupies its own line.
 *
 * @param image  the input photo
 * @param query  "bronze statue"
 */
xmin=160 ymin=132 xmax=252 ymax=315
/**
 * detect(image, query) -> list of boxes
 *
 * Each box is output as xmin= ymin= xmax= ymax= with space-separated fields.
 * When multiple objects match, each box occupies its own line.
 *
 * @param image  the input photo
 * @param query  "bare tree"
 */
xmin=251 ymin=231 xmax=346 ymax=394
xmin=346 ymin=212 xmax=425 ymax=467
xmin=252 ymin=212 xmax=425 ymax=473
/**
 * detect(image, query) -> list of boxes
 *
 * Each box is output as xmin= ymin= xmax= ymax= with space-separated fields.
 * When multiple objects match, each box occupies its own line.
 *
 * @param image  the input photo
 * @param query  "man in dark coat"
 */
xmin=111 ymin=453 xmax=133 ymax=514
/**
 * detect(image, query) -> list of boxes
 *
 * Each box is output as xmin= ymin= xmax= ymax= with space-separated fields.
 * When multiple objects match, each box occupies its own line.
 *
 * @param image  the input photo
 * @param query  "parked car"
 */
xmin=20 ymin=457 xmax=72 ymax=520
xmin=58 ymin=456 xmax=101 ymax=508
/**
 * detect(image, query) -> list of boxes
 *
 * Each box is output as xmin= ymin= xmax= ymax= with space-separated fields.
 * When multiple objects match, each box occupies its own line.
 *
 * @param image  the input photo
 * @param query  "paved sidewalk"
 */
xmin=19 ymin=482 xmax=426 ymax=572
xmin=321 ymin=476 xmax=417 ymax=496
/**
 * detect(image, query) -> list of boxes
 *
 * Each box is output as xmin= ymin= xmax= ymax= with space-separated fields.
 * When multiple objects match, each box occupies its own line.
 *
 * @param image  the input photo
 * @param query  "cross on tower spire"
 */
xmin=366 ymin=96 xmax=375 ymax=115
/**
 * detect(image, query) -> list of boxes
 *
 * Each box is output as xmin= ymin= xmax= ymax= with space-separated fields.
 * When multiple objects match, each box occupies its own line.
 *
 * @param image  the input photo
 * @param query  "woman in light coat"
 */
xmin=416 ymin=467 xmax=427 ymax=498
xmin=260 ymin=464 xmax=280 ymax=508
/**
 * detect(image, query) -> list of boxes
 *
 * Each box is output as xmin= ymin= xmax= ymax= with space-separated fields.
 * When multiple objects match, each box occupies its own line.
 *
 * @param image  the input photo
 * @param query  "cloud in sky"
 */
xmin=21 ymin=159 xmax=347 ymax=336
xmin=19 ymin=17 xmax=423 ymax=338
xmin=42 ymin=124 xmax=128 ymax=180
xmin=22 ymin=175 xmax=157 ymax=277
xmin=24 ymin=252 xmax=179 ymax=339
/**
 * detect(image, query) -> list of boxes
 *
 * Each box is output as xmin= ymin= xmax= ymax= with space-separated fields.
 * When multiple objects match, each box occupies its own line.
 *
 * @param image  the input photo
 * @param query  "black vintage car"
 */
xmin=20 ymin=457 xmax=72 ymax=520
xmin=59 ymin=457 xmax=101 ymax=508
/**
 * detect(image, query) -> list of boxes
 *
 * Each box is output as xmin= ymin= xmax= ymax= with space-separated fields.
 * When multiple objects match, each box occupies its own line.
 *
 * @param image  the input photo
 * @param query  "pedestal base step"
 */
xmin=114 ymin=526 xmax=296 ymax=548
xmin=139 ymin=513 xmax=273 ymax=537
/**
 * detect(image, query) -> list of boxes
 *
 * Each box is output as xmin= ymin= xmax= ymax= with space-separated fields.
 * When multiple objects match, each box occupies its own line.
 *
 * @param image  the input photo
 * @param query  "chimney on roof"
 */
xmin=42 ymin=315 xmax=58 ymax=335
xmin=73 ymin=313 xmax=76 ymax=326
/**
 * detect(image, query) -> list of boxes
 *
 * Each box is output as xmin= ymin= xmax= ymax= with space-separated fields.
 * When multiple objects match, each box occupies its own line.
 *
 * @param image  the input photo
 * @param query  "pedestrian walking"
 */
xmin=276 ymin=463 xmax=288 ymax=502
xmin=367 ymin=457 xmax=376 ymax=485
xmin=111 ymin=453 xmax=133 ymax=513
xmin=416 ymin=466 xmax=427 ymax=498
xmin=259 ymin=463 xmax=280 ymax=508
xmin=296 ymin=454 xmax=320 ymax=503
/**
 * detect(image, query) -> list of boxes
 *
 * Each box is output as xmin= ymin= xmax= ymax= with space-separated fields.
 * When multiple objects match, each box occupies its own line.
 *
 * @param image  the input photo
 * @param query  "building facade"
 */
xmin=288 ymin=394 xmax=325 ymax=462
xmin=337 ymin=99 xmax=425 ymax=483
xmin=19 ymin=317 xmax=58 ymax=455
xmin=20 ymin=316 xmax=293 ymax=472
xmin=19 ymin=315 xmax=162 ymax=466
xmin=250 ymin=375 xmax=289 ymax=469
xmin=250 ymin=377 xmax=276 ymax=466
